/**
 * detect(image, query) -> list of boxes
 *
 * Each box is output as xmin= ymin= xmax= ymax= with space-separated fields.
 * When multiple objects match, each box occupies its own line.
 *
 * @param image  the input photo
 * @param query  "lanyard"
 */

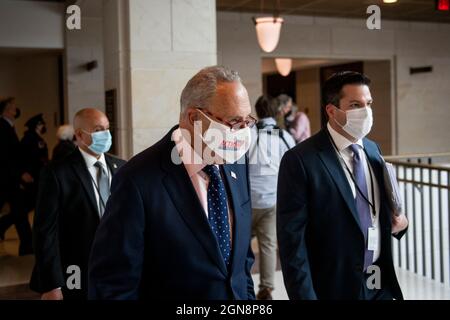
xmin=327 ymin=131 xmax=376 ymax=223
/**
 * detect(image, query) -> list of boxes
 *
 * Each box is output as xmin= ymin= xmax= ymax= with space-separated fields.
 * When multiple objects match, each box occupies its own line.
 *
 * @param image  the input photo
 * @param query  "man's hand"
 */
xmin=392 ymin=214 xmax=408 ymax=235
xmin=41 ymin=288 xmax=63 ymax=300
xmin=21 ymin=172 xmax=34 ymax=184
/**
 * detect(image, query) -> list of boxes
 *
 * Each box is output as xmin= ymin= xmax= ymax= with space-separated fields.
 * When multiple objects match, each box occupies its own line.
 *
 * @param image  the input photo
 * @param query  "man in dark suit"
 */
xmin=30 ymin=108 xmax=126 ymax=300
xmin=88 ymin=66 xmax=256 ymax=300
xmin=0 ymin=97 xmax=33 ymax=255
xmin=277 ymin=71 xmax=408 ymax=300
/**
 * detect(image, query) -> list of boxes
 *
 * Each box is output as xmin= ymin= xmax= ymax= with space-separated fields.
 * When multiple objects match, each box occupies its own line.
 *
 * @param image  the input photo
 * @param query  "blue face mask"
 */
xmin=83 ymin=130 xmax=112 ymax=155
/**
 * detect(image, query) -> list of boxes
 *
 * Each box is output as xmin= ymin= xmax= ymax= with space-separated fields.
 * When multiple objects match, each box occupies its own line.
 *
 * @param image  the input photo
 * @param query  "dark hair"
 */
xmin=255 ymin=95 xmax=277 ymax=119
xmin=0 ymin=97 xmax=15 ymax=114
xmin=322 ymin=71 xmax=371 ymax=108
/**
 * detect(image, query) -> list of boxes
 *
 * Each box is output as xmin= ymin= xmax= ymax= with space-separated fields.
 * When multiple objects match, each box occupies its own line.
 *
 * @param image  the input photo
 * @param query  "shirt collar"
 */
xmin=327 ymin=122 xmax=363 ymax=152
xmin=79 ymin=147 xmax=107 ymax=169
xmin=259 ymin=117 xmax=277 ymax=126
xmin=1 ymin=116 xmax=14 ymax=127
xmin=172 ymin=128 xmax=206 ymax=178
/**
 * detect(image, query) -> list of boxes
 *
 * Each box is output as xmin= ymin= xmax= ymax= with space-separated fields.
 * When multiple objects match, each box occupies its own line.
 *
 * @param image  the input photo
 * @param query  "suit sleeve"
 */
xmin=30 ymin=165 xmax=65 ymax=293
xmin=245 ymin=244 xmax=256 ymax=300
xmin=277 ymin=150 xmax=317 ymax=300
xmin=374 ymin=143 xmax=408 ymax=241
xmin=88 ymin=171 xmax=145 ymax=300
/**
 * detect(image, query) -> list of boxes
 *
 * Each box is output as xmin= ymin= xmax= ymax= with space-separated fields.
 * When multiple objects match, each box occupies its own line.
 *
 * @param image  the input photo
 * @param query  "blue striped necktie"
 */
xmin=349 ymin=144 xmax=374 ymax=271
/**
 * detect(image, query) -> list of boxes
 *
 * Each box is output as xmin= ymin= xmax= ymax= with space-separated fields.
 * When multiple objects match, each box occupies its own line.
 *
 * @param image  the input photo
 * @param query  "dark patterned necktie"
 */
xmin=202 ymin=165 xmax=232 ymax=267
xmin=349 ymin=144 xmax=374 ymax=271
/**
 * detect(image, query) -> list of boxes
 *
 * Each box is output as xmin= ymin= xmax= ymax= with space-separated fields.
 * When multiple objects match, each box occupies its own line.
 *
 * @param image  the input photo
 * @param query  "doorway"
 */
xmin=262 ymin=58 xmax=393 ymax=154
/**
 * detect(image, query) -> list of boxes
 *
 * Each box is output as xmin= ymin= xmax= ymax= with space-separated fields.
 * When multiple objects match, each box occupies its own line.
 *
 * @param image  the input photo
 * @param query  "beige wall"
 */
xmin=65 ymin=0 xmax=105 ymax=122
xmin=218 ymin=12 xmax=450 ymax=155
xmin=0 ymin=53 xmax=61 ymax=154
xmin=295 ymin=68 xmax=321 ymax=136
xmin=364 ymin=60 xmax=392 ymax=154
xmin=0 ymin=0 xmax=64 ymax=49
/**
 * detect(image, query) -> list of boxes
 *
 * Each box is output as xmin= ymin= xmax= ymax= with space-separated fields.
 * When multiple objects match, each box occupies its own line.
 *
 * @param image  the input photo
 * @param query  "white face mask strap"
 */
xmin=332 ymin=106 xmax=346 ymax=128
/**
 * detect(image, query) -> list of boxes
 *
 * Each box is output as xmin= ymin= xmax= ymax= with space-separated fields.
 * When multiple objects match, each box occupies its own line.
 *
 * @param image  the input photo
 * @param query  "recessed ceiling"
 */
xmin=217 ymin=0 xmax=450 ymax=23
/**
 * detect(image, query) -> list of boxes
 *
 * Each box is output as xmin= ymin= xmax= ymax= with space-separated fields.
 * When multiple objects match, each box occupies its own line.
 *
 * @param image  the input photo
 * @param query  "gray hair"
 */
xmin=277 ymin=94 xmax=292 ymax=106
xmin=56 ymin=124 xmax=74 ymax=141
xmin=180 ymin=66 xmax=242 ymax=114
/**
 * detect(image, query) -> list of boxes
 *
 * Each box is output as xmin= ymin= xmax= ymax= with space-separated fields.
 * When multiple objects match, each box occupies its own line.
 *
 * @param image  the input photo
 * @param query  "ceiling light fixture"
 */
xmin=252 ymin=0 xmax=283 ymax=53
xmin=275 ymin=58 xmax=292 ymax=76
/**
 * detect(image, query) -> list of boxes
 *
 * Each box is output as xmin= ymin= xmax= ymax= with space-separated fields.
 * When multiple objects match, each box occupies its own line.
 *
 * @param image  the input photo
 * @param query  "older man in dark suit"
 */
xmin=89 ymin=66 xmax=256 ymax=300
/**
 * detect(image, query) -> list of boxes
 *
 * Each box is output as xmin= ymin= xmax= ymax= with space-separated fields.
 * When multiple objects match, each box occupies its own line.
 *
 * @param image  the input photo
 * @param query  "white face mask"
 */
xmin=196 ymin=110 xmax=251 ymax=164
xmin=334 ymin=106 xmax=373 ymax=141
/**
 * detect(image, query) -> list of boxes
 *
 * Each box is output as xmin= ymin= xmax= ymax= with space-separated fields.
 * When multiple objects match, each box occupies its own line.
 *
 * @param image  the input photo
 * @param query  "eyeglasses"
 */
xmin=197 ymin=108 xmax=257 ymax=131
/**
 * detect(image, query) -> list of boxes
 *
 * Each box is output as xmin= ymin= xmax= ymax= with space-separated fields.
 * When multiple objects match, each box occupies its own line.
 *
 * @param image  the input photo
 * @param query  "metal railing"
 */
xmin=385 ymin=153 xmax=450 ymax=285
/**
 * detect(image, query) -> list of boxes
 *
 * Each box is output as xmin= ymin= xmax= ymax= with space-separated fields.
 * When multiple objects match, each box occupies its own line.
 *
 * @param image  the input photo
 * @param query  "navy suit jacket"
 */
xmin=88 ymin=126 xmax=255 ymax=300
xmin=277 ymin=128 xmax=406 ymax=300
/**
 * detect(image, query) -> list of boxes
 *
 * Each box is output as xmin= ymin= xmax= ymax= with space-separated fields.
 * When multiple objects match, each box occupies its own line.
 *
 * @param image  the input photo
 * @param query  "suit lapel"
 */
xmin=316 ymin=129 xmax=363 ymax=234
xmin=105 ymin=154 xmax=120 ymax=176
xmin=71 ymin=149 xmax=100 ymax=217
xmin=363 ymin=140 xmax=390 ymax=229
xmin=362 ymin=139 xmax=383 ymax=190
xmin=161 ymin=135 xmax=228 ymax=276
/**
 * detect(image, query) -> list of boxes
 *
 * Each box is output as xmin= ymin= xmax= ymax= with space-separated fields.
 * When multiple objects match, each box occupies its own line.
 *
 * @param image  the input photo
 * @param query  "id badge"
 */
xmin=367 ymin=227 xmax=379 ymax=251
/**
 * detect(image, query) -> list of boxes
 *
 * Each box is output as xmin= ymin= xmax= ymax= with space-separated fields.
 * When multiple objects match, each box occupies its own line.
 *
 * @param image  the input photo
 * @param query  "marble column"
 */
xmin=104 ymin=0 xmax=217 ymax=158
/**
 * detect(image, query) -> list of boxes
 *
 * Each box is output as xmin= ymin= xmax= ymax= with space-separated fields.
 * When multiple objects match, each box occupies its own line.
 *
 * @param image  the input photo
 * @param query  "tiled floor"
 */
xmin=2 ymin=231 xmax=450 ymax=300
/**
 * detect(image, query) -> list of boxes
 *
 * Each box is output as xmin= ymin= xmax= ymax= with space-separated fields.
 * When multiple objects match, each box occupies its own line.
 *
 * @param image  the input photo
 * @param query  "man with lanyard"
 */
xmin=277 ymin=71 xmax=408 ymax=300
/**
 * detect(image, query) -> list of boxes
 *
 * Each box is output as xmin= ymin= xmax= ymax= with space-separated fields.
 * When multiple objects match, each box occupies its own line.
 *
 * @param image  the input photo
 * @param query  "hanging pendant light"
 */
xmin=252 ymin=0 xmax=283 ymax=53
xmin=253 ymin=16 xmax=284 ymax=53
xmin=275 ymin=58 xmax=292 ymax=76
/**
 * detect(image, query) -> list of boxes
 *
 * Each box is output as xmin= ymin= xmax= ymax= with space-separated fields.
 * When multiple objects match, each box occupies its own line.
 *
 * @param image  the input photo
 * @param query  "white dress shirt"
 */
xmin=327 ymin=123 xmax=381 ymax=262
xmin=79 ymin=147 xmax=112 ymax=217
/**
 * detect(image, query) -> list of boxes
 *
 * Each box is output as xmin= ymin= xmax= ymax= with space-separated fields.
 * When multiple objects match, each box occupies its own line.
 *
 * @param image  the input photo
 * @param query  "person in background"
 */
xmin=30 ymin=108 xmax=126 ymax=300
xmin=0 ymin=97 xmax=33 ymax=255
xmin=20 ymin=113 xmax=49 ymax=214
xmin=277 ymin=94 xmax=311 ymax=144
xmin=52 ymin=124 xmax=76 ymax=162
xmin=248 ymin=95 xmax=295 ymax=300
